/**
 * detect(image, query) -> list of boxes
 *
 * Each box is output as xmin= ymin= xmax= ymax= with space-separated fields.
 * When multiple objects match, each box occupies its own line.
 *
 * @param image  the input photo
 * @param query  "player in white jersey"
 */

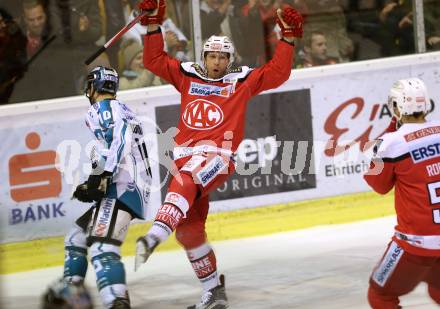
xmin=364 ymin=78 xmax=440 ymax=308
xmin=49 ymin=66 xmax=152 ymax=309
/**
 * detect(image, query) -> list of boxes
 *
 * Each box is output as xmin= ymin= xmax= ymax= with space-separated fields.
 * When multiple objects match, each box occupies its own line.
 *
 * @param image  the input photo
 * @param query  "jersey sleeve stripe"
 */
xmin=381 ymin=153 xmax=410 ymax=163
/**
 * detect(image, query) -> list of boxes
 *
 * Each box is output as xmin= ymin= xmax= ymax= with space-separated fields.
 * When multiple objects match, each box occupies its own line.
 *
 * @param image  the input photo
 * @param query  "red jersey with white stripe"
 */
xmin=364 ymin=121 xmax=440 ymax=256
xmin=143 ymin=29 xmax=294 ymax=152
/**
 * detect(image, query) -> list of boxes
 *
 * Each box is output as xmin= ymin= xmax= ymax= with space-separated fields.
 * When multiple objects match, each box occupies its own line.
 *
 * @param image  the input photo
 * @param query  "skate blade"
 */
xmin=187 ymin=301 xmax=229 ymax=309
xmin=134 ymin=241 xmax=147 ymax=271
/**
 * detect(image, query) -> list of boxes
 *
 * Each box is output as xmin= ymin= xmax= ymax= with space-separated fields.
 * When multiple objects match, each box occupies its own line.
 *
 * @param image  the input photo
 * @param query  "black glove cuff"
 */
xmin=87 ymin=171 xmax=112 ymax=189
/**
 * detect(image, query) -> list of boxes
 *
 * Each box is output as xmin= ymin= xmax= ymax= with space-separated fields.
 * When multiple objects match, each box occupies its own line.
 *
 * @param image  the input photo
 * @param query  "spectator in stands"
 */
xmin=377 ymin=0 xmax=414 ymax=56
xmin=218 ymin=0 xmax=248 ymax=65
xmin=304 ymin=0 xmax=354 ymax=62
xmin=48 ymin=0 xmax=102 ymax=86
xmin=119 ymin=39 xmax=161 ymax=90
xmin=295 ymin=31 xmax=338 ymax=68
xmin=427 ymin=35 xmax=440 ymax=50
xmin=0 ymin=8 xmax=27 ymax=104
xmin=10 ymin=0 xmax=75 ymax=103
xmin=21 ymin=0 xmax=50 ymax=58
xmin=200 ymin=0 xmax=231 ymax=40
xmin=343 ymin=0 xmax=383 ymax=60
xmin=425 ymin=0 xmax=440 ymax=51
xmin=47 ymin=0 xmax=101 ymax=47
xmin=163 ymin=19 xmax=190 ymax=61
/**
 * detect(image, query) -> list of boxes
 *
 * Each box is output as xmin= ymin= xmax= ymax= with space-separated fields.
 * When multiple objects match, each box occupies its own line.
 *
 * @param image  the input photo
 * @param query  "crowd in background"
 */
xmin=0 ymin=0 xmax=439 ymax=104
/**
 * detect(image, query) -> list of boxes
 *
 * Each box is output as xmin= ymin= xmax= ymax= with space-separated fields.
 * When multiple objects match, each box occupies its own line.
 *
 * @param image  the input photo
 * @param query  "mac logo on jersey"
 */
xmin=182 ymin=99 xmax=224 ymax=130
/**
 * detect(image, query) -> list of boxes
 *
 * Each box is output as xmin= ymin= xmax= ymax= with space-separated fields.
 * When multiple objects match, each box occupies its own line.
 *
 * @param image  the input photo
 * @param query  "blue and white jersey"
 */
xmin=85 ymin=99 xmax=151 ymax=219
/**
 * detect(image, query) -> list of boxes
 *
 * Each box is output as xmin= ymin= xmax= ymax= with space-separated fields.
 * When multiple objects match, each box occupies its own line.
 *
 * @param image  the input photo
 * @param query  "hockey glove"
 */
xmin=135 ymin=235 xmax=159 ymax=271
xmin=86 ymin=171 xmax=112 ymax=202
xmin=138 ymin=0 xmax=166 ymax=25
xmin=277 ymin=7 xmax=304 ymax=39
xmin=73 ymin=182 xmax=94 ymax=203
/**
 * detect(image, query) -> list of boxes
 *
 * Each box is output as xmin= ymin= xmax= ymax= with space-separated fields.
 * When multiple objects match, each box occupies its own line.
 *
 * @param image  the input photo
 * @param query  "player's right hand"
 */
xmin=139 ymin=0 xmax=158 ymax=11
xmin=138 ymin=0 xmax=166 ymax=25
xmin=276 ymin=6 xmax=303 ymax=39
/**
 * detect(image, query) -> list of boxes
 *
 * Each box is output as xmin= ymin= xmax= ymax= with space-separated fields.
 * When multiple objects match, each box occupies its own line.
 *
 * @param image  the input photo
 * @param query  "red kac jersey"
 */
xmin=364 ymin=121 xmax=440 ymax=256
xmin=143 ymin=30 xmax=294 ymax=152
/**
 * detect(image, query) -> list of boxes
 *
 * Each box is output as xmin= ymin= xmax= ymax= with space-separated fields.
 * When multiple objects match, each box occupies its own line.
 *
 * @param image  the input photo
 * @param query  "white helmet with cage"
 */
xmin=202 ymin=35 xmax=235 ymax=69
xmin=388 ymin=77 xmax=429 ymax=119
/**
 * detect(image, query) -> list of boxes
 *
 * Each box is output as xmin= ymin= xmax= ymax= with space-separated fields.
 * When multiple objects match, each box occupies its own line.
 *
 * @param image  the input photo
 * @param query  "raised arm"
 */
xmin=138 ymin=0 xmax=184 ymax=91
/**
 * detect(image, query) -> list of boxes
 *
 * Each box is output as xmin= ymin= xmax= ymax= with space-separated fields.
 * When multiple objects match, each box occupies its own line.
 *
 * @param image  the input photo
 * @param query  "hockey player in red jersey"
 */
xmin=133 ymin=0 xmax=303 ymax=308
xmin=364 ymin=77 xmax=440 ymax=308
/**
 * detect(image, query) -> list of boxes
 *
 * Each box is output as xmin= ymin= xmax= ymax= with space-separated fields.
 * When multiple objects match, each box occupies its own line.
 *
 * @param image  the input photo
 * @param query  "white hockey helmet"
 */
xmin=202 ymin=35 xmax=235 ymax=68
xmin=388 ymin=77 xmax=429 ymax=119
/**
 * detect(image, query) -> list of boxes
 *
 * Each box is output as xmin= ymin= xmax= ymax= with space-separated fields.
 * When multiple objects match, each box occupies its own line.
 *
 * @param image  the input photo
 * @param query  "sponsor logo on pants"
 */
xmin=372 ymin=241 xmax=403 ymax=287
xmin=196 ymin=156 xmax=227 ymax=187
xmin=94 ymin=199 xmax=115 ymax=237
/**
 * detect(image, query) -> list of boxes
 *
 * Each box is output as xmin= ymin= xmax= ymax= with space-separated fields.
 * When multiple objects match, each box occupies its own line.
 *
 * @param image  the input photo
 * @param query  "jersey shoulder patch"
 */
xmin=222 ymin=66 xmax=253 ymax=83
xmin=374 ymin=132 xmax=408 ymax=161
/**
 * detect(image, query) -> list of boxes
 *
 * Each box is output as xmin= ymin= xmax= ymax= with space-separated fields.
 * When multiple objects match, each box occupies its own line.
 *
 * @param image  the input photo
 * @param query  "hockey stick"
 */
xmin=84 ymin=11 xmax=149 ymax=65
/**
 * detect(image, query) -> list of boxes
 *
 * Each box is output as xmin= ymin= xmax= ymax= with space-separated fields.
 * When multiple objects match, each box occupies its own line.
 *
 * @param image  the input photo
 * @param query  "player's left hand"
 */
xmin=276 ymin=6 xmax=303 ymax=40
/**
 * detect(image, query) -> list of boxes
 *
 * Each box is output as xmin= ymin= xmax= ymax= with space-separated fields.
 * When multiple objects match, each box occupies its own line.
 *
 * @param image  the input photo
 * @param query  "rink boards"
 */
xmin=0 ymin=51 xmax=439 ymax=248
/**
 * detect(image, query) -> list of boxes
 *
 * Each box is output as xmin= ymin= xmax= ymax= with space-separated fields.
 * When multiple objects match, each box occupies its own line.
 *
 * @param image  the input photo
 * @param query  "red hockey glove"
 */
xmin=138 ymin=0 xmax=166 ymax=25
xmin=277 ymin=7 xmax=304 ymax=38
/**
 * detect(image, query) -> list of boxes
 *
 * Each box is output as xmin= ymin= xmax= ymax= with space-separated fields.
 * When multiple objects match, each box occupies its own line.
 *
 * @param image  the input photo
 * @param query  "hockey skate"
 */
xmin=134 ymin=235 xmax=158 ymax=271
xmin=187 ymin=274 xmax=229 ymax=309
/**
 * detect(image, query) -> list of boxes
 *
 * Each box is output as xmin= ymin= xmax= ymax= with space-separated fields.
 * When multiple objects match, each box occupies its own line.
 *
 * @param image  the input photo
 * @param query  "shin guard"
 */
xmin=64 ymin=225 xmax=88 ymax=282
xmin=187 ymin=243 xmax=219 ymax=292
xmin=91 ymin=243 xmax=127 ymax=308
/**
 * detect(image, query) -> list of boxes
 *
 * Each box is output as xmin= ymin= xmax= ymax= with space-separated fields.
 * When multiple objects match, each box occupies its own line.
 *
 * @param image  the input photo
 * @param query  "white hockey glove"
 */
xmin=134 ymin=235 xmax=159 ymax=271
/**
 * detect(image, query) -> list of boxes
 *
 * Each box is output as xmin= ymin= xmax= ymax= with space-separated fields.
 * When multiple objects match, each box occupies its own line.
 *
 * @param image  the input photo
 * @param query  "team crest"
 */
xmin=182 ymin=99 xmax=224 ymax=130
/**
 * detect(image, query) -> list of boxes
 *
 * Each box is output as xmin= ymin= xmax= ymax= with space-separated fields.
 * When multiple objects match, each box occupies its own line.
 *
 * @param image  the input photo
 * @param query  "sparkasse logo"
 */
xmin=9 ymin=132 xmax=62 ymax=202
xmin=8 ymin=132 xmax=64 ymax=225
